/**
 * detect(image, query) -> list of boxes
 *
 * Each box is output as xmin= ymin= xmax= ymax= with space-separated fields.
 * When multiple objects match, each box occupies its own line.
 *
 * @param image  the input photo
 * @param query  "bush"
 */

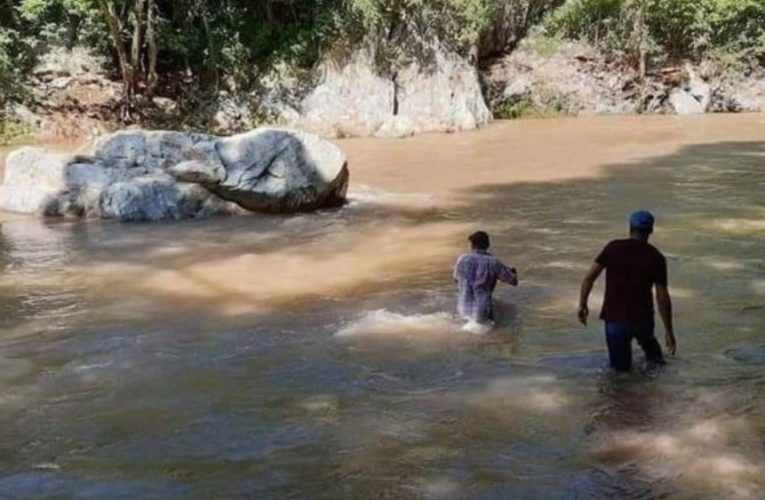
xmin=495 ymin=85 xmax=577 ymax=119
xmin=0 ymin=117 xmax=32 ymax=146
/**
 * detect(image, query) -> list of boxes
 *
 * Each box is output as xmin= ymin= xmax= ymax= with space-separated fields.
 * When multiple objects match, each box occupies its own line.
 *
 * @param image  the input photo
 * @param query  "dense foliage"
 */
xmin=0 ymin=1 xmax=556 ymax=107
xmin=545 ymin=0 xmax=765 ymax=66
xmin=0 ymin=0 xmax=492 ymax=99
xmin=2 ymin=0 xmax=764 ymax=130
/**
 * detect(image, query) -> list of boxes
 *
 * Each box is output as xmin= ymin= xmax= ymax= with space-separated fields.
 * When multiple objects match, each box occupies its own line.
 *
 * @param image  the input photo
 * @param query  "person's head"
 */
xmin=629 ymin=210 xmax=655 ymax=241
xmin=469 ymin=231 xmax=490 ymax=251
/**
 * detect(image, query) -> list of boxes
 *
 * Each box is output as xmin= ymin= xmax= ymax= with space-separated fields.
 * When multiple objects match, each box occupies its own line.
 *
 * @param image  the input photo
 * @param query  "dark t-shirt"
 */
xmin=596 ymin=239 xmax=667 ymax=326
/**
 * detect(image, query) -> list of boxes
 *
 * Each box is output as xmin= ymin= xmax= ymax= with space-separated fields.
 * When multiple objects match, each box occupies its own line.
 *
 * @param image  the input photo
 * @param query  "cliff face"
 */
xmin=8 ymin=31 xmax=765 ymax=143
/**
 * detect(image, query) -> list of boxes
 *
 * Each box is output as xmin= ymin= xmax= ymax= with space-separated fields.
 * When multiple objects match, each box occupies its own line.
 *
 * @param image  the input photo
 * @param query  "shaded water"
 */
xmin=0 ymin=115 xmax=764 ymax=498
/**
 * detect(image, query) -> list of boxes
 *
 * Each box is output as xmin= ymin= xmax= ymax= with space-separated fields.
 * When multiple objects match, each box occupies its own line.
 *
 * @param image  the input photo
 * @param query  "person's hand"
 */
xmin=665 ymin=332 xmax=677 ymax=356
xmin=577 ymin=305 xmax=589 ymax=326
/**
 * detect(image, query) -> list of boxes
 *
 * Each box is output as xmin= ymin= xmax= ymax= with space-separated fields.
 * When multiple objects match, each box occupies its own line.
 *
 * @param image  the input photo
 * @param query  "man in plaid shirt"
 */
xmin=453 ymin=231 xmax=518 ymax=323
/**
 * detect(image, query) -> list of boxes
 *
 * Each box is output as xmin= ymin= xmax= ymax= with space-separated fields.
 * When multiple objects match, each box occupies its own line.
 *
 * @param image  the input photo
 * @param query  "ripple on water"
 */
xmin=334 ymin=309 xmax=462 ymax=339
xmin=537 ymin=351 xmax=610 ymax=375
xmin=725 ymin=345 xmax=765 ymax=365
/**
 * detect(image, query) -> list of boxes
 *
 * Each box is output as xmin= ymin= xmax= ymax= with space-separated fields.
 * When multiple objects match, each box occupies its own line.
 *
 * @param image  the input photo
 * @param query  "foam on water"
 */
xmin=335 ymin=310 xmax=461 ymax=338
xmin=346 ymin=185 xmax=437 ymax=207
xmin=461 ymin=320 xmax=494 ymax=336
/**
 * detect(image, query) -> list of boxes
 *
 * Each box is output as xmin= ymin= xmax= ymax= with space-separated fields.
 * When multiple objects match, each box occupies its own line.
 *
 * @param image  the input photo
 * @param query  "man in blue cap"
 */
xmin=577 ymin=210 xmax=676 ymax=371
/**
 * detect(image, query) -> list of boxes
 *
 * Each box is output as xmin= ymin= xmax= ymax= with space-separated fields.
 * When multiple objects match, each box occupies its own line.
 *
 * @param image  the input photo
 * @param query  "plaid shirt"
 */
xmin=453 ymin=250 xmax=518 ymax=322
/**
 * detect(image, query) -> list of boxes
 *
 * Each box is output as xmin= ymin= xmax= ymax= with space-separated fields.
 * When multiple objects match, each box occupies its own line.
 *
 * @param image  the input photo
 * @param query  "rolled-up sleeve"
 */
xmin=496 ymin=261 xmax=518 ymax=286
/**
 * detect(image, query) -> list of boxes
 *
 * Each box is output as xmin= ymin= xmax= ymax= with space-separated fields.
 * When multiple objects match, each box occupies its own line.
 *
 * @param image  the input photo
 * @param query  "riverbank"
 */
xmin=5 ymin=35 xmax=765 ymax=145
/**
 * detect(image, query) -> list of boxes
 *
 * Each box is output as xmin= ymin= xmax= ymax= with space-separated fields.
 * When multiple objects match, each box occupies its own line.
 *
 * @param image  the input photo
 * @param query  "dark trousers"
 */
xmin=605 ymin=322 xmax=664 ymax=372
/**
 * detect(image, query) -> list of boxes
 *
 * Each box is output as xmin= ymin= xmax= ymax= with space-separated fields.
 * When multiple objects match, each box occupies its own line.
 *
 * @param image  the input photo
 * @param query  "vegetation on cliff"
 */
xmin=2 ymin=0 xmax=765 ymax=141
xmin=545 ymin=0 xmax=765 ymax=77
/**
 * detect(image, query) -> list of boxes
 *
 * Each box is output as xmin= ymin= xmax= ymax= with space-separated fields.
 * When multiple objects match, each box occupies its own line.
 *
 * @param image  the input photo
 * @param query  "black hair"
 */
xmin=469 ymin=231 xmax=490 ymax=250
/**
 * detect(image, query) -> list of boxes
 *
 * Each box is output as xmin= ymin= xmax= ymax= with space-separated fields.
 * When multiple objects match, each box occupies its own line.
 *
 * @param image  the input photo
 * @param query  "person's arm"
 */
xmin=496 ymin=261 xmax=518 ymax=286
xmin=656 ymin=284 xmax=676 ymax=356
xmin=453 ymin=256 xmax=463 ymax=283
xmin=578 ymin=262 xmax=604 ymax=325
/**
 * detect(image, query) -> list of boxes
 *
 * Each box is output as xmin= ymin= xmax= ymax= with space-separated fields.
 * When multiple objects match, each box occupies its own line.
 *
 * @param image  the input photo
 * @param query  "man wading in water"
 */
xmin=578 ymin=211 xmax=677 ymax=372
xmin=453 ymin=231 xmax=518 ymax=331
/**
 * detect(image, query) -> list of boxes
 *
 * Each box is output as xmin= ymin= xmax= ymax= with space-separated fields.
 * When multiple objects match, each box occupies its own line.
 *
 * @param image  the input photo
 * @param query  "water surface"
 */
xmin=0 ymin=115 xmax=764 ymax=498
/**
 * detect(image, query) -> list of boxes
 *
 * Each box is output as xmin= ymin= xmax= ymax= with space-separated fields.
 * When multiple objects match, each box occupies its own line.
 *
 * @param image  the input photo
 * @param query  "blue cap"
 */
xmin=629 ymin=210 xmax=655 ymax=233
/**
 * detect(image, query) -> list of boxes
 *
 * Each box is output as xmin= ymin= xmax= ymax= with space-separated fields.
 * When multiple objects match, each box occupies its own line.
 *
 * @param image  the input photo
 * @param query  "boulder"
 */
xmin=0 ymin=127 xmax=349 ymax=221
xmin=669 ymin=67 xmax=711 ymax=115
xmin=0 ymin=148 xmax=68 ymax=215
xmin=171 ymin=128 xmax=349 ymax=213
xmin=669 ymin=89 xmax=706 ymax=115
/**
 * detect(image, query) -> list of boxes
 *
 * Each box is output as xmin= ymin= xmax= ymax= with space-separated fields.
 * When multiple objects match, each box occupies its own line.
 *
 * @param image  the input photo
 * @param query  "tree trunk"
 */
xmin=632 ymin=0 xmax=647 ymax=83
xmin=97 ymin=0 xmax=136 ymax=119
xmin=131 ymin=0 xmax=147 ymax=86
xmin=146 ymin=0 xmax=159 ymax=96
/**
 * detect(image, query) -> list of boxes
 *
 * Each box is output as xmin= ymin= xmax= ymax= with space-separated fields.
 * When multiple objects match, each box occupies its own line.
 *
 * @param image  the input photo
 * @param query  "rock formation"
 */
xmin=0 ymin=128 xmax=349 ymax=221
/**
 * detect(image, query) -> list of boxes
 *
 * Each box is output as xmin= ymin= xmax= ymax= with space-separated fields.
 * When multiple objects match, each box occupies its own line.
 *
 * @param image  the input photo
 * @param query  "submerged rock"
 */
xmin=0 ymin=127 xmax=349 ymax=221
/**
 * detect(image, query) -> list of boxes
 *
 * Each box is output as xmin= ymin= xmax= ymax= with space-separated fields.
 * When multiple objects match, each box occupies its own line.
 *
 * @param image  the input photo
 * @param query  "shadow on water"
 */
xmin=0 ymin=138 xmax=763 ymax=497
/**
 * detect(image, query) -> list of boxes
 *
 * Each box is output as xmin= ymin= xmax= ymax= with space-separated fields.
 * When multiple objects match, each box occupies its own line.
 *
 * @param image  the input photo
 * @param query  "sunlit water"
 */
xmin=1 ymin=115 xmax=764 ymax=498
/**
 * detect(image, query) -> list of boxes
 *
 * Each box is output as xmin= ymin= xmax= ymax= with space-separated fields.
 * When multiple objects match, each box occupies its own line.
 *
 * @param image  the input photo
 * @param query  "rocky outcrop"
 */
xmin=0 ymin=128 xmax=349 ymax=221
xmin=483 ymin=41 xmax=636 ymax=117
xmin=482 ymin=38 xmax=765 ymax=118
xmin=293 ymin=47 xmax=492 ymax=138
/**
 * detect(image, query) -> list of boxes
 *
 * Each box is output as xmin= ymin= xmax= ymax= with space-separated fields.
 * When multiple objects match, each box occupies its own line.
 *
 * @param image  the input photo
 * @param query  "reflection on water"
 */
xmin=0 ymin=115 xmax=764 ymax=497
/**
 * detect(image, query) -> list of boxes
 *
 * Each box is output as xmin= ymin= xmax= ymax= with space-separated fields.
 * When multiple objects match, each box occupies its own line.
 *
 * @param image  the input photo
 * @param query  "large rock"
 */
xmin=393 ymin=49 xmax=493 ymax=136
xmin=669 ymin=67 xmax=711 ymax=115
xmin=299 ymin=50 xmax=394 ymax=137
xmin=0 ymin=127 xmax=349 ymax=221
xmin=170 ymin=128 xmax=349 ymax=213
xmin=295 ymin=47 xmax=491 ymax=138
xmin=0 ymin=148 xmax=76 ymax=215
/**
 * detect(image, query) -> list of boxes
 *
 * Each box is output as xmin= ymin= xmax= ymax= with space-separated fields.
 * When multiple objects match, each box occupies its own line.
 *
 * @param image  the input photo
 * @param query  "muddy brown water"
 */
xmin=0 ymin=115 xmax=764 ymax=498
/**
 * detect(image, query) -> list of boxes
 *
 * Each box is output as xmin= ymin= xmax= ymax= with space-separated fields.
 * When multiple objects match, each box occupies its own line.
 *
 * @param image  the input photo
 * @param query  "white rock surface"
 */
xmin=296 ymin=47 xmax=491 ymax=138
xmin=670 ymin=68 xmax=711 ymax=115
xmin=669 ymin=89 xmax=707 ymax=115
xmin=177 ymin=128 xmax=349 ymax=213
xmin=0 ymin=127 xmax=349 ymax=221
xmin=0 ymin=148 xmax=74 ymax=215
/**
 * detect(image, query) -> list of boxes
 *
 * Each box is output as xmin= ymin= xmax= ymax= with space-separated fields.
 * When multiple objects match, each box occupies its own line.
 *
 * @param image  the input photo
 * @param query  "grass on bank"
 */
xmin=0 ymin=118 xmax=32 ymax=146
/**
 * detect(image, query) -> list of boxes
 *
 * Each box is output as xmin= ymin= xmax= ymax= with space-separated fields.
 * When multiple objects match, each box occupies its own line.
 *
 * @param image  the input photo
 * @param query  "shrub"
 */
xmin=495 ymin=85 xmax=577 ymax=119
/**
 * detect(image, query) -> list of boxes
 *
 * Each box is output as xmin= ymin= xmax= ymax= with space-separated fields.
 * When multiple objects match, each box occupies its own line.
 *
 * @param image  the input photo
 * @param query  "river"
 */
xmin=0 ymin=115 xmax=764 ymax=498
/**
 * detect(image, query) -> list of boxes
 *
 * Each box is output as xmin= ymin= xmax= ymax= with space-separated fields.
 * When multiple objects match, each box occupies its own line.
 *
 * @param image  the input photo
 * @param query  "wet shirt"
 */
xmin=596 ymin=239 xmax=668 ymax=326
xmin=453 ymin=250 xmax=517 ymax=322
